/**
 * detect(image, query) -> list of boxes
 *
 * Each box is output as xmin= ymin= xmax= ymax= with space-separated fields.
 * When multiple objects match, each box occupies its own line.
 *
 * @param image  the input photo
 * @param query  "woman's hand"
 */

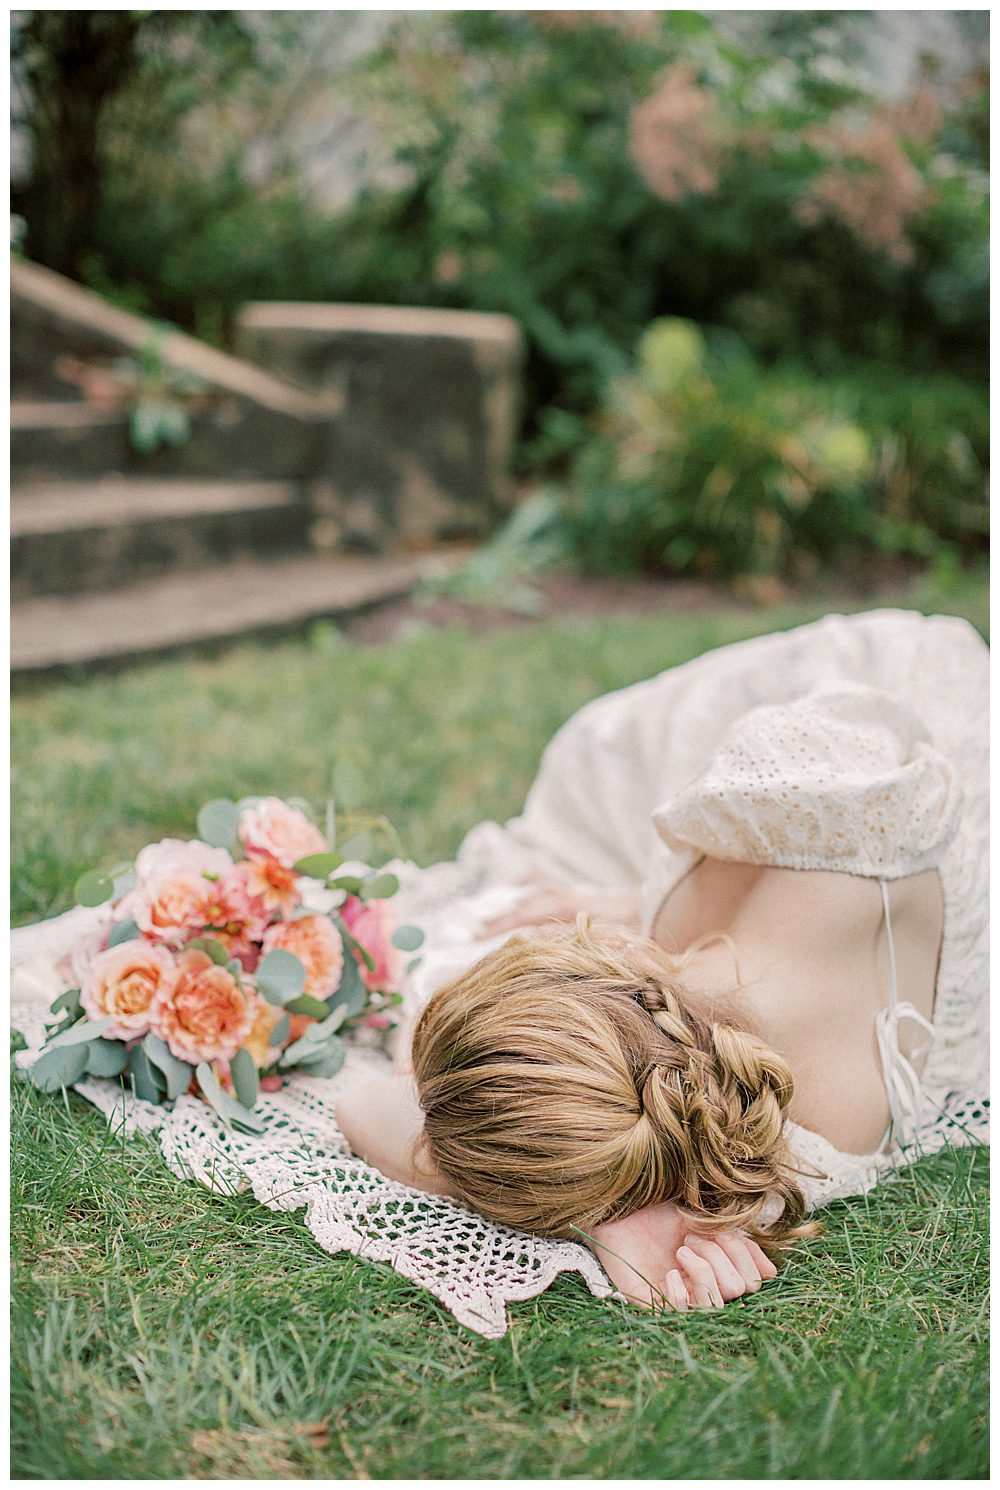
xmin=576 ymin=1200 xmax=777 ymax=1312
xmin=477 ymin=882 xmax=642 ymax=940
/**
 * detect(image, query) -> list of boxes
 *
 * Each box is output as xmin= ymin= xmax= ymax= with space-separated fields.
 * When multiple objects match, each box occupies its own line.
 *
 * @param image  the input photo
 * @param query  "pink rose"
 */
xmin=262 ymin=915 xmax=344 ymax=998
xmin=124 ymin=838 xmax=234 ymax=944
xmin=340 ymin=897 xmax=403 ymax=992
xmin=238 ymin=798 xmax=328 ymax=869
xmin=150 ymin=948 xmax=254 ymax=1064
xmin=81 ymin=940 xmax=178 ymax=1041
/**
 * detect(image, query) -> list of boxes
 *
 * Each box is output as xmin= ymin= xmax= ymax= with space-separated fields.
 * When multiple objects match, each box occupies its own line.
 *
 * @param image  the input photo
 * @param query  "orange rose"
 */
xmin=150 ymin=948 xmax=254 ymax=1064
xmin=81 ymin=940 xmax=178 ymax=1041
xmin=261 ymin=915 xmax=344 ymax=998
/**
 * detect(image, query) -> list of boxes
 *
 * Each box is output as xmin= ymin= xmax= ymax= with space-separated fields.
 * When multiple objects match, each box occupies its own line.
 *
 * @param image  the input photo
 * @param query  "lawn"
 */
xmin=10 ymin=578 xmax=989 ymax=1479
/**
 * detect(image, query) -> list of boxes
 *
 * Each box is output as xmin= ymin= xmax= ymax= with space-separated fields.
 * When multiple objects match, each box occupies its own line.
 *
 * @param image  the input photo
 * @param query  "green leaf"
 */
xmin=292 ymin=852 xmax=344 ymax=879
xmin=268 ymin=1014 xmax=290 ymax=1047
xmin=330 ymin=876 xmax=364 ymax=896
xmin=296 ymin=1040 xmax=347 ymax=1079
xmin=85 ymin=1039 xmax=130 ymax=1078
xmin=230 ymin=1048 xmax=259 ymax=1109
xmin=363 ymin=872 xmax=400 ymax=901
xmin=283 ymin=993 xmax=331 ymax=1020
xmin=107 ymin=919 xmax=142 ymax=948
xmin=332 ymin=950 xmax=369 ymax=1016
xmin=75 ymin=869 xmax=116 ymax=908
xmin=128 ymin=1045 xmax=166 ymax=1105
xmin=195 ymin=1062 xmax=267 ymax=1134
xmin=197 ymin=798 xmax=241 ymax=850
xmin=336 ymin=833 xmax=374 ymax=862
xmin=187 ymin=937 xmax=230 ymax=966
xmin=50 ymin=988 xmax=82 ymax=1018
xmin=45 ymin=1016 xmax=115 ymax=1051
xmin=142 ymin=1034 xmax=193 ymax=1100
xmin=256 ymin=949 xmax=306 ymax=1005
xmin=332 ymin=760 xmax=363 ymax=811
xmin=29 ymin=1043 xmax=89 ymax=1093
xmin=391 ymin=924 xmax=424 ymax=952
xmin=315 ymin=1004 xmax=348 ymax=1036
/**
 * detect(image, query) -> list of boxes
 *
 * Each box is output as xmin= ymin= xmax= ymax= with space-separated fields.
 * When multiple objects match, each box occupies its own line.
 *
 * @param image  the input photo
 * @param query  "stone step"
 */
xmin=11 ymin=551 xmax=458 ymax=679
xmin=10 ymin=398 xmax=325 ymax=482
xmin=11 ymin=478 xmax=313 ymax=598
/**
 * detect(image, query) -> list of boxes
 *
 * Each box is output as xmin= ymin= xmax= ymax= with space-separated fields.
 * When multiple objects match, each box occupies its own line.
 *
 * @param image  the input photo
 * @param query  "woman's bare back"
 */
xmin=651 ymin=857 xmax=943 ymax=1154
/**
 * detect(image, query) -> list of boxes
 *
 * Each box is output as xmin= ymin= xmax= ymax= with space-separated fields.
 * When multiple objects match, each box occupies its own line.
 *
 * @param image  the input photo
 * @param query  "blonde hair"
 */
xmin=411 ymin=922 xmax=818 ymax=1248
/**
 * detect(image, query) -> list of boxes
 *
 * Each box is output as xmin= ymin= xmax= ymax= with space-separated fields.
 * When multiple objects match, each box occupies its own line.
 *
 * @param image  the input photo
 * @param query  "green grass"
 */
xmin=11 ymin=578 xmax=989 ymax=1479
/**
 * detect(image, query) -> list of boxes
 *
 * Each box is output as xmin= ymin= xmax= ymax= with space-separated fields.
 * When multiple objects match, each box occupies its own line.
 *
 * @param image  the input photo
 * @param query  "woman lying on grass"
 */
xmin=337 ymin=609 xmax=988 ymax=1312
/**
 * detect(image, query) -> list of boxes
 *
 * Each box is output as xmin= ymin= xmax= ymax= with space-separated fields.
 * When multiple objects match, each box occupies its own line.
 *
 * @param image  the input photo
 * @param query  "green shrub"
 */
xmin=554 ymin=319 xmax=987 ymax=580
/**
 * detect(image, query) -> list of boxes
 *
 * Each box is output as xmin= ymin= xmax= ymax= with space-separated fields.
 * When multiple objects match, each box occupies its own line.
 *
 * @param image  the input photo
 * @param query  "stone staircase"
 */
xmin=11 ymin=259 xmax=516 ymax=680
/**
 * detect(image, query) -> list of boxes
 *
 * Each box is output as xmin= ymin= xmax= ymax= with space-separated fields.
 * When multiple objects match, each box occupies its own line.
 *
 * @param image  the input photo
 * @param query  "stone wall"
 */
xmin=237 ymin=302 xmax=523 ymax=550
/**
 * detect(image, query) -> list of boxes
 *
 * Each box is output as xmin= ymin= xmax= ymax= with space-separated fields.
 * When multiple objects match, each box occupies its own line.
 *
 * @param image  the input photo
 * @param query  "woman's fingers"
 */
xmin=676 ymin=1245 xmax=725 ymax=1309
xmin=745 ymin=1238 xmax=779 ymax=1279
xmin=664 ymin=1269 xmax=689 ymax=1312
xmin=713 ymin=1232 xmax=769 ymax=1293
xmin=477 ymin=891 xmax=569 ymax=938
xmin=681 ymin=1236 xmax=746 ymax=1302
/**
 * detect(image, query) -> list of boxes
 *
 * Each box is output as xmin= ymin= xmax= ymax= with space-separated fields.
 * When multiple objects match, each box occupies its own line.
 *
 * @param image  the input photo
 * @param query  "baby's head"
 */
xmin=410 ymin=923 xmax=811 ymax=1244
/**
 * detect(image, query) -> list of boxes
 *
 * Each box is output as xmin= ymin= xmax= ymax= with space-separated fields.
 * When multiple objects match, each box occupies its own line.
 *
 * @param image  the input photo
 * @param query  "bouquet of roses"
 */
xmin=25 ymin=794 xmax=424 ymax=1133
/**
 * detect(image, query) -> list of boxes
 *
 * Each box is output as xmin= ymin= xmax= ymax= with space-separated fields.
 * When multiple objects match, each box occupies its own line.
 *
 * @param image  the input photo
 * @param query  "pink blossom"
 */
xmin=340 ymin=897 xmax=403 ymax=993
xmin=237 ymin=798 xmax=328 ymax=869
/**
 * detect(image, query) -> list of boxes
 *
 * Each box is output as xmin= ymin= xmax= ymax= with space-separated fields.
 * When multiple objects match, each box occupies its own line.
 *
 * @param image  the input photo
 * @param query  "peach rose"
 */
xmin=242 ymin=994 xmax=286 ymax=1070
xmin=238 ymin=798 xmax=328 ymax=869
xmin=124 ymin=838 xmax=234 ymax=943
xmin=261 ymin=915 xmax=344 ymax=999
xmin=244 ymin=855 xmax=301 ymax=918
xmin=202 ymin=861 xmax=271 ymax=968
xmin=340 ymin=897 xmax=403 ymax=992
xmin=80 ymin=939 xmax=178 ymax=1041
xmin=150 ymin=948 xmax=254 ymax=1064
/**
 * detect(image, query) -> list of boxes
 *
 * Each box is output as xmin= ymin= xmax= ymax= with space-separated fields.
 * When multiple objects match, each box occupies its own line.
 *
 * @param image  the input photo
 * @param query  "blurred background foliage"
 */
xmin=10 ymin=9 xmax=988 ymax=582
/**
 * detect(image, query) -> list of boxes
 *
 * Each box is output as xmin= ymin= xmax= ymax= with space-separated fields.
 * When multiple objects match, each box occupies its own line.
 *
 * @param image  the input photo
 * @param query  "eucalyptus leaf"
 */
xmin=336 ymin=833 xmax=374 ymax=862
xmin=332 ymin=952 xmax=369 ymax=1017
xmin=195 ymin=1062 xmax=267 ymax=1134
xmin=143 ymin=1034 xmax=194 ymax=1100
xmin=50 ymin=988 xmax=82 ymax=1017
xmin=283 ymin=994 xmax=331 ymax=1020
xmin=85 ymin=1039 xmax=130 ymax=1078
xmin=329 ymin=876 xmax=364 ymax=896
xmin=296 ymin=1041 xmax=347 ymax=1079
xmin=391 ymin=924 xmax=425 ymax=952
xmin=268 ymin=1014 xmax=291 ymax=1047
xmin=364 ymin=872 xmax=400 ymax=901
xmin=256 ymin=949 xmax=306 ymax=1005
xmin=74 ymin=869 xmax=115 ymax=908
xmin=278 ymin=1032 xmax=327 ymax=1067
xmin=128 ymin=1045 xmax=166 ymax=1105
xmin=112 ymin=867 xmax=137 ymax=900
xmin=292 ymin=852 xmax=344 ymax=879
xmin=107 ymin=919 xmax=142 ymax=948
xmin=29 ymin=1042 xmax=89 ymax=1093
xmin=45 ymin=1016 xmax=115 ymax=1051
xmin=315 ymin=1004 xmax=348 ymax=1036
xmin=196 ymin=798 xmax=241 ymax=849
xmin=186 ymin=937 xmax=230 ymax=966
xmin=230 ymin=1048 xmax=259 ymax=1109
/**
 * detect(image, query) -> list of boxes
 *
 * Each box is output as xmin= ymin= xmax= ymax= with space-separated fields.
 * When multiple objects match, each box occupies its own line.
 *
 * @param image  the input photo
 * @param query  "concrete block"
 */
xmin=237 ymin=302 xmax=523 ymax=549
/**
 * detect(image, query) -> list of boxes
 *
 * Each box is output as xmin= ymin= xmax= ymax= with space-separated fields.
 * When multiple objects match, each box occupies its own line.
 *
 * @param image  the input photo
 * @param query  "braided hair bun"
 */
xmin=411 ymin=921 xmax=818 ymax=1246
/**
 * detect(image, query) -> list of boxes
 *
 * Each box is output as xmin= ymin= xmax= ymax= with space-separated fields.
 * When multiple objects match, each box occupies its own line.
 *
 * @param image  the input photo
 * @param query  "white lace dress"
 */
xmin=11 ymin=608 xmax=989 ymax=1337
